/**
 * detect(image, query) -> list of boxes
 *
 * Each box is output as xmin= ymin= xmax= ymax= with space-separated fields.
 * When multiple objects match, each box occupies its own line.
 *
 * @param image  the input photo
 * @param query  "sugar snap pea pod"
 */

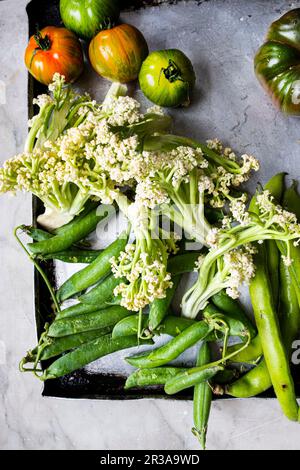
xmin=226 ymin=335 xmax=263 ymax=364
xmin=203 ymin=304 xmax=254 ymax=340
xmin=48 ymin=306 xmax=134 ymax=337
xmin=21 ymin=225 xmax=52 ymax=242
xmin=53 ymin=200 xmax=99 ymax=236
xmin=40 ymin=249 xmax=103 ymax=264
xmin=165 ymin=363 xmax=223 ymax=395
xmin=79 ymin=274 xmax=125 ymax=305
xmin=225 ymin=359 xmax=271 ymax=398
xmin=36 ymin=328 xmax=113 ymax=361
xmin=112 ymin=314 xmax=149 ymax=339
xmin=192 ymin=343 xmax=212 ymax=450
xmin=57 ymin=231 xmax=128 ymax=302
xmin=41 ymin=334 xmax=153 ymax=380
xmin=28 ymin=205 xmax=114 ymax=255
xmin=211 ymin=291 xmax=256 ymax=339
xmin=125 ymin=367 xmax=186 ymax=389
xmin=250 ymin=244 xmax=299 ymax=421
xmin=167 ymin=252 xmax=203 ymax=275
xmin=126 ymin=321 xmax=214 ymax=369
xmin=159 ymin=316 xmax=197 ymax=337
xmin=148 ymin=276 xmax=181 ymax=331
xmin=55 ymin=302 xmax=101 ymax=319
xmin=112 ymin=314 xmax=196 ymax=340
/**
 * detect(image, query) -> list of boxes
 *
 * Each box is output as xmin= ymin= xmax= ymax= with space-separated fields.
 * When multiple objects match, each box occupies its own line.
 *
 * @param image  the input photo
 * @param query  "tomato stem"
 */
xmin=162 ymin=60 xmax=184 ymax=83
xmin=34 ymin=31 xmax=51 ymax=51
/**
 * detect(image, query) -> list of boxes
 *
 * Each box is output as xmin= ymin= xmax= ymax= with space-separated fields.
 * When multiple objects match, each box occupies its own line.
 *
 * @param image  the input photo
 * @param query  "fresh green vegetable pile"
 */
xmin=2 ymin=74 xmax=300 ymax=448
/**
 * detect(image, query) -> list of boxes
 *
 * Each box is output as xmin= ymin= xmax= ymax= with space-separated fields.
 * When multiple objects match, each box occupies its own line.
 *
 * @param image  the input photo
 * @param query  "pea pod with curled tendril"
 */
xmin=57 ymin=230 xmax=128 ymax=302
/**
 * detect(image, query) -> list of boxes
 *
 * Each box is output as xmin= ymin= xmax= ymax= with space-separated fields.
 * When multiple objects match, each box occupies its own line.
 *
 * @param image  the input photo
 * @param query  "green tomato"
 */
xmin=60 ymin=0 xmax=120 ymax=40
xmin=139 ymin=49 xmax=196 ymax=107
xmin=254 ymin=8 xmax=300 ymax=115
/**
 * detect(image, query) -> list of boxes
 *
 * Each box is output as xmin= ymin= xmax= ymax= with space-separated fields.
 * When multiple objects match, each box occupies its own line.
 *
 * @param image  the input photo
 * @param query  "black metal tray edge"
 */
xmin=26 ymin=0 xmax=297 ymax=400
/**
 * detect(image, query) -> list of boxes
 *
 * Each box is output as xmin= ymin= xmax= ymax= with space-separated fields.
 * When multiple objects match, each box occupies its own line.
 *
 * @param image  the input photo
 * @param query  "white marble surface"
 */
xmin=1 ymin=0 xmax=300 ymax=450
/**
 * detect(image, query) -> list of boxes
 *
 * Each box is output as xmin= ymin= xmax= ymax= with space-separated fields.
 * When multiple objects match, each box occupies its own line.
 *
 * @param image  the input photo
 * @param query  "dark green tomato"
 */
xmin=254 ymin=9 xmax=300 ymax=115
xmin=60 ymin=0 xmax=120 ymax=40
xmin=139 ymin=49 xmax=196 ymax=107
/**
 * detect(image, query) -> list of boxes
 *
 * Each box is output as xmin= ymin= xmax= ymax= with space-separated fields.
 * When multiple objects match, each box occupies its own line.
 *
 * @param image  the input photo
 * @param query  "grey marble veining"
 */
xmin=1 ymin=0 xmax=300 ymax=450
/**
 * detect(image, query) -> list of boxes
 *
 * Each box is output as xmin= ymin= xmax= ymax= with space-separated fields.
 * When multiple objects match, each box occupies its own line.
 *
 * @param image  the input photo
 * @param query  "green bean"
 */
xmin=165 ymin=364 xmax=223 ymax=395
xmin=40 ymin=249 xmax=103 ymax=264
xmin=148 ymin=276 xmax=180 ymax=331
xmin=48 ymin=306 xmax=134 ymax=337
xmin=41 ymin=334 xmax=152 ymax=380
xmin=226 ymin=269 xmax=299 ymax=394
xmin=250 ymin=244 xmax=299 ymax=421
xmin=226 ymin=174 xmax=288 ymax=399
xmin=211 ymin=291 xmax=256 ymax=340
xmin=126 ymin=321 xmax=213 ymax=369
xmin=38 ymin=328 xmax=112 ymax=360
xmin=125 ymin=367 xmax=186 ymax=389
xmin=57 ymin=231 xmax=128 ymax=302
xmin=28 ymin=205 xmax=114 ymax=255
xmin=283 ymin=180 xmax=300 ymax=220
xmin=79 ymin=274 xmax=124 ymax=305
xmin=226 ymin=174 xmax=287 ymax=400
xmin=167 ymin=252 xmax=202 ymax=275
xmin=264 ymin=174 xmax=285 ymax=308
xmin=266 ymin=240 xmax=281 ymax=308
xmin=192 ymin=343 xmax=212 ymax=450
xmin=226 ymin=360 xmax=271 ymax=398
xmin=265 ymin=172 xmax=286 ymax=203
xmin=279 ymin=183 xmax=300 ymax=355
xmin=280 ymin=260 xmax=300 ymax=357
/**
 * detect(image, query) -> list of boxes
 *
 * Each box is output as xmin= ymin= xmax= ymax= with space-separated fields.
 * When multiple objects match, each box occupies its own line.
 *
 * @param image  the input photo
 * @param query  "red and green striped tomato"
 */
xmin=89 ymin=24 xmax=149 ymax=83
xmin=139 ymin=49 xmax=196 ymax=108
xmin=24 ymin=26 xmax=84 ymax=85
xmin=254 ymin=9 xmax=300 ymax=115
xmin=60 ymin=0 xmax=120 ymax=40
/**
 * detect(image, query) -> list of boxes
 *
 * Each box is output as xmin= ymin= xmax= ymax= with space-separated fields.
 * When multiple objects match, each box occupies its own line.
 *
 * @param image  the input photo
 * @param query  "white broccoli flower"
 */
xmin=223 ymin=248 xmax=256 ymax=299
xmin=229 ymin=197 xmax=251 ymax=226
xmin=206 ymin=228 xmax=220 ymax=248
xmin=147 ymin=105 xmax=165 ymax=116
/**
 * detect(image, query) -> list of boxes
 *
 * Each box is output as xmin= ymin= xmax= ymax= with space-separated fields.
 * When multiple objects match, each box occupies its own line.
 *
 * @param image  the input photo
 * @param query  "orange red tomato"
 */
xmin=25 ymin=26 xmax=84 ymax=85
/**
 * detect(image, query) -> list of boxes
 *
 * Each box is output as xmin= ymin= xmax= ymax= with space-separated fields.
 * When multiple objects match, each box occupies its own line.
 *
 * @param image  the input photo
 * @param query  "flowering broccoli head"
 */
xmin=111 ymin=242 xmax=172 ymax=311
xmin=182 ymin=190 xmax=300 ymax=319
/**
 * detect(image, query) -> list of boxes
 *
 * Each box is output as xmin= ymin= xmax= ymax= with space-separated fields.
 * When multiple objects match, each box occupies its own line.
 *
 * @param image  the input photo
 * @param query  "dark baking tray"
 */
xmin=26 ymin=0 xmax=300 ymax=400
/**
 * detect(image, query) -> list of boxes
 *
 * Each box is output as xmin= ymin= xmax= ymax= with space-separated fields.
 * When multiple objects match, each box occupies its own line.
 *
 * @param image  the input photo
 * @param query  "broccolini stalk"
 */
xmin=182 ymin=190 xmax=300 ymax=318
xmin=25 ymin=73 xmax=107 ymax=153
xmin=140 ymin=134 xmax=259 ymax=245
xmin=110 ymin=192 xmax=173 ymax=311
xmin=1 ymin=77 xmax=155 ymax=230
